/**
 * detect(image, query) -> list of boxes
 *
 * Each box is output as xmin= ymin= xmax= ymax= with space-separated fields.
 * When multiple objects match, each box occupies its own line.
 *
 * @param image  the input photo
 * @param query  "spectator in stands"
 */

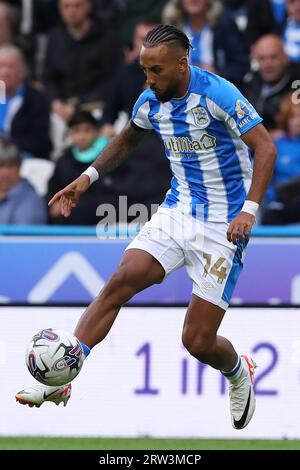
xmin=123 ymin=20 xmax=160 ymax=65
xmin=0 ymin=2 xmax=15 ymax=46
xmin=43 ymin=0 xmax=122 ymax=124
xmin=100 ymin=21 xmax=171 ymax=215
xmin=0 ymin=137 xmax=46 ymax=224
xmin=48 ymin=110 xmax=120 ymax=225
xmin=222 ymin=0 xmax=249 ymax=34
xmin=261 ymin=93 xmax=300 ymax=225
xmin=283 ymin=0 xmax=300 ymax=63
xmin=242 ymin=34 xmax=300 ymax=132
xmin=0 ymin=45 xmax=52 ymax=158
xmin=97 ymin=0 xmax=169 ymax=46
xmin=101 ymin=21 xmax=159 ymax=131
xmin=246 ymin=0 xmax=287 ymax=45
xmin=163 ymin=0 xmax=219 ymax=71
xmin=7 ymin=0 xmax=59 ymax=35
xmin=2 ymin=1 xmax=60 ymax=79
xmin=162 ymin=0 xmax=249 ymax=86
xmin=0 ymin=2 xmax=36 ymax=73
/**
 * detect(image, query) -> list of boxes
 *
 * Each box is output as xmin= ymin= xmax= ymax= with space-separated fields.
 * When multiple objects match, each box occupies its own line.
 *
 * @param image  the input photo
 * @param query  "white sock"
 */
xmin=221 ymin=356 xmax=247 ymax=383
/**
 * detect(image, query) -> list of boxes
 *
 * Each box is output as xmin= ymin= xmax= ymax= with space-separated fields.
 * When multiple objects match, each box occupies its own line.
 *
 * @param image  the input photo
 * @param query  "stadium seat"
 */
xmin=20 ymin=158 xmax=55 ymax=197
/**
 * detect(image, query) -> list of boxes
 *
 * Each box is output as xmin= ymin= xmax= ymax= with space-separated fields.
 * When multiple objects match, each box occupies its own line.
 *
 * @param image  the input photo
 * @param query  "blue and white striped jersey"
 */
xmin=131 ymin=66 xmax=262 ymax=222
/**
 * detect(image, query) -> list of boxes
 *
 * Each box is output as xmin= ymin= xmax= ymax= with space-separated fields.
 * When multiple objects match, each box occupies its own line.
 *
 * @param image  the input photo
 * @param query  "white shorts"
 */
xmin=125 ymin=206 xmax=247 ymax=310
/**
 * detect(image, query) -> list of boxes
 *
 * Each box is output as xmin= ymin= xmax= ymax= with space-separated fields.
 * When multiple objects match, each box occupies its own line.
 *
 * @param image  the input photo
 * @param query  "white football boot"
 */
xmin=16 ymin=383 xmax=72 ymax=408
xmin=229 ymin=355 xmax=257 ymax=429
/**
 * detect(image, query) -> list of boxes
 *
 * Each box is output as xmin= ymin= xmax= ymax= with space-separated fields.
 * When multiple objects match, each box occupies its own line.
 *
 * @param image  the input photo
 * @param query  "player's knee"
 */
xmin=182 ymin=326 xmax=216 ymax=363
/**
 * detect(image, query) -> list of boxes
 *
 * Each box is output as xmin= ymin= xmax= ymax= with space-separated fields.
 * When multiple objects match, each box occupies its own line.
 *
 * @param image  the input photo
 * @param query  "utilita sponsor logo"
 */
xmin=163 ymin=134 xmax=216 ymax=154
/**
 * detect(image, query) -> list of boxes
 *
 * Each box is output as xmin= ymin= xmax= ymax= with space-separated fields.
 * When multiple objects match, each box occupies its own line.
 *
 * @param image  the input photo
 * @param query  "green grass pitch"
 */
xmin=0 ymin=438 xmax=300 ymax=450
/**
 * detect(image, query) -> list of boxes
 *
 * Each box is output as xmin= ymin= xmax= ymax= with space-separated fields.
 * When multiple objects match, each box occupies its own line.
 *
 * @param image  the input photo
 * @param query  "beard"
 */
xmin=154 ymin=81 xmax=180 ymax=103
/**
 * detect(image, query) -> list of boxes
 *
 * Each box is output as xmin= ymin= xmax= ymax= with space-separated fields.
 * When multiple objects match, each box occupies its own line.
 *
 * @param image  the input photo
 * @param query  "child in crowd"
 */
xmin=47 ymin=111 xmax=113 ymax=225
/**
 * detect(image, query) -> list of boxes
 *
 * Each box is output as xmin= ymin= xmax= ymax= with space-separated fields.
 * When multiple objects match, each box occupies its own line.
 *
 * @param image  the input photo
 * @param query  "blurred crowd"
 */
xmin=0 ymin=0 xmax=299 ymax=226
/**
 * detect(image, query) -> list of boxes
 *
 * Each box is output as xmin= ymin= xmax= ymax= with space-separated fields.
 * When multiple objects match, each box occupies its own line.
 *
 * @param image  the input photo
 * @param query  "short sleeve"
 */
xmin=131 ymin=92 xmax=153 ymax=130
xmin=206 ymin=78 xmax=262 ymax=137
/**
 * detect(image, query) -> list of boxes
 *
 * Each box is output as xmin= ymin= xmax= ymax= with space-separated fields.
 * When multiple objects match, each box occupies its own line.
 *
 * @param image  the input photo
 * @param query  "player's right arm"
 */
xmin=48 ymin=121 xmax=148 ymax=218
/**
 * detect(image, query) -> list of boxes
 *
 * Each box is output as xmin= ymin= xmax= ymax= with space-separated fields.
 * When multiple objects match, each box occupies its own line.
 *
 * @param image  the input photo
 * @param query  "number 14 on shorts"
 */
xmin=203 ymin=253 xmax=227 ymax=284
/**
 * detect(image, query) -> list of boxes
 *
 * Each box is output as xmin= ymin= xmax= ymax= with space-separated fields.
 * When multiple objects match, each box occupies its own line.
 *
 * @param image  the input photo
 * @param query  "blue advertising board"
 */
xmin=1 ymin=228 xmax=300 ymax=304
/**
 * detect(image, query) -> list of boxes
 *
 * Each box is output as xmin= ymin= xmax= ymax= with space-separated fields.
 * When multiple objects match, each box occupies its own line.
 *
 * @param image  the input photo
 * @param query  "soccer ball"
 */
xmin=25 ymin=328 xmax=84 ymax=386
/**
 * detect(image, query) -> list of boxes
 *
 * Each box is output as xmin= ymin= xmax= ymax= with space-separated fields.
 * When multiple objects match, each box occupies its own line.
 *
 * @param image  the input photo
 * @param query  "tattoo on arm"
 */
xmin=92 ymin=122 xmax=148 ymax=176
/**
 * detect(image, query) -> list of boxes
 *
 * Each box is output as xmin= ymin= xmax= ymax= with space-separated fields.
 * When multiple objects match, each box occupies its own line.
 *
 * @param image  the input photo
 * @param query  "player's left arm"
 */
xmin=227 ymin=124 xmax=277 ymax=244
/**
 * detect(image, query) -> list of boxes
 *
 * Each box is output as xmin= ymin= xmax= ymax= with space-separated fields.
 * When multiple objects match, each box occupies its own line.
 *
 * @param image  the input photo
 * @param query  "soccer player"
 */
xmin=16 ymin=25 xmax=277 ymax=429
